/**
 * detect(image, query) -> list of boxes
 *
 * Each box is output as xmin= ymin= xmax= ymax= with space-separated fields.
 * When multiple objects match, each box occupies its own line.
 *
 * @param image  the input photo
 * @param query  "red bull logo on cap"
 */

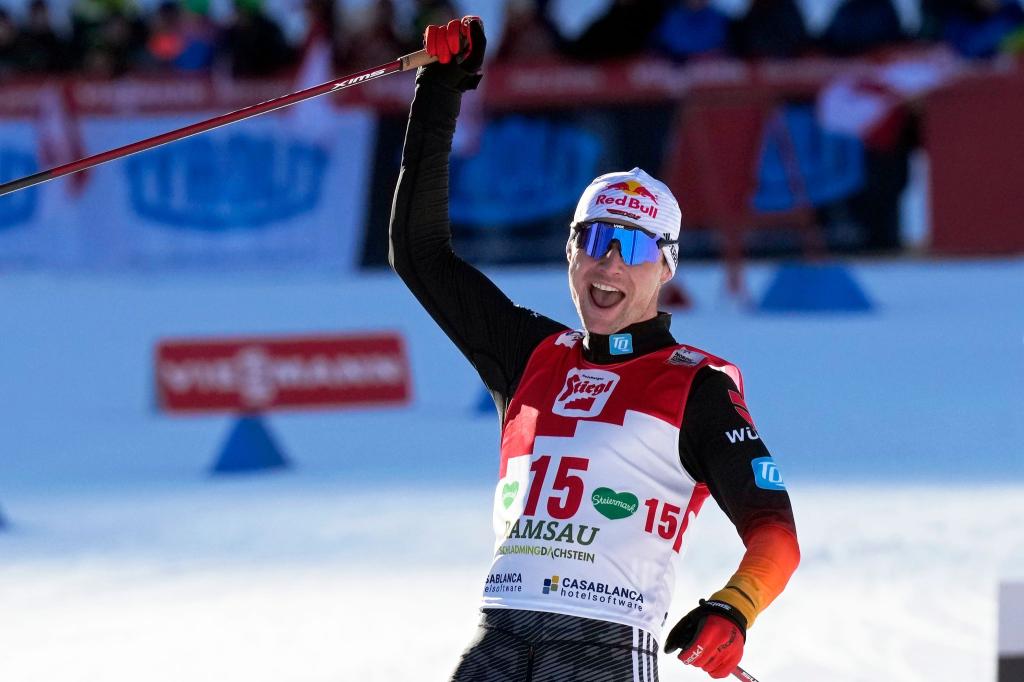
xmin=595 ymin=180 xmax=659 ymax=220
xmin=605 ymin=181 xmax=659 ymax=204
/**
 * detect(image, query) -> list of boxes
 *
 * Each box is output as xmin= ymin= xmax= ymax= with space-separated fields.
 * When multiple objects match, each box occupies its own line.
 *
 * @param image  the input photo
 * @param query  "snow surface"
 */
xmin=1 ymin=258 xmax=1022 ymax=681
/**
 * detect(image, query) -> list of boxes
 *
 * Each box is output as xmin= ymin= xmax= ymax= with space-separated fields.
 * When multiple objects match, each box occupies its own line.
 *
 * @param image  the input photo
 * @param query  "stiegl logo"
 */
xmin=552 ymin=368 xmax=619 ymax=418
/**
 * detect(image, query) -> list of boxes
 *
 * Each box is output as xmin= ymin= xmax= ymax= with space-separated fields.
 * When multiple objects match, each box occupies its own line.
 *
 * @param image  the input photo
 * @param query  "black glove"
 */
xmin=664 ymin=598 xmax=748 ymax=654
xmin=420 ymin=16 xmax=486 ymax=92
xmin=664 ymin=599 xmax=748 ymax=678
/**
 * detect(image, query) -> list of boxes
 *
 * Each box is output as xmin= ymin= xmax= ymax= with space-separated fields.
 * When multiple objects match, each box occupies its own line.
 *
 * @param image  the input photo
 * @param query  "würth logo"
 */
xmin=725 ymin=427 xmax=760 ymax=444
xmin=552 ymin=368 xmax=619 ymax=418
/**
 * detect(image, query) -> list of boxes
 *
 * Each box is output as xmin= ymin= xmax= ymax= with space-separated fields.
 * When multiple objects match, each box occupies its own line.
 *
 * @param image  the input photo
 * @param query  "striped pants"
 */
xmin=450 ymin=609 xmax=659 ymax=682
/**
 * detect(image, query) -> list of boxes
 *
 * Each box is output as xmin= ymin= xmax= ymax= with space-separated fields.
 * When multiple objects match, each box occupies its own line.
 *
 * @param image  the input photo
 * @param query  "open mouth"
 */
xmin=590 ymin=282 xmax=626 ymax=310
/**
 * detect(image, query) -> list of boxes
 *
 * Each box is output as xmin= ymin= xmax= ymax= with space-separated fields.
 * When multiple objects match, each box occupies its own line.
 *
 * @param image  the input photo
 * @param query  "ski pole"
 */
xmin=732 ymin=665 xmax=761 ymax=681
xmin=0 ymin=50 xmax=436 ymax=197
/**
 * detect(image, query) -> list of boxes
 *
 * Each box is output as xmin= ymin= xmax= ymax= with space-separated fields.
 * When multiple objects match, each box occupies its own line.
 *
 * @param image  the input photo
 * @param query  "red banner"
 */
xmin=155 ymin=332 xmax=411 ymax=413
xmin=1 ymin=51 xmax=1002 ymax=118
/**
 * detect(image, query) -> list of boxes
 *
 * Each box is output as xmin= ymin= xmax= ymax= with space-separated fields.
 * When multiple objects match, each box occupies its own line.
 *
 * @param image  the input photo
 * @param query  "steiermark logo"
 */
xmin=501 ymin=481 xmax=520 ymax=509
xmin=591 ymin=487 xmax=639 ymax=520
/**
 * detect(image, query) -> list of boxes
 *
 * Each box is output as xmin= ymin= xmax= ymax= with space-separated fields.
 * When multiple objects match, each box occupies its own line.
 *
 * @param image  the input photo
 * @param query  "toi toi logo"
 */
xmin=752 ymin=456 xmax=786 ymax=491
xmin=609 ymin=333 xmax=632 ymax=355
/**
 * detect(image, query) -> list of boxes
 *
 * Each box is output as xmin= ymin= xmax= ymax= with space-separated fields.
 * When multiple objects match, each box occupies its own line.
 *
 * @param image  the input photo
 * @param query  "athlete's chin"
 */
xmin=580 ymin=306 xmax=623 ymax=336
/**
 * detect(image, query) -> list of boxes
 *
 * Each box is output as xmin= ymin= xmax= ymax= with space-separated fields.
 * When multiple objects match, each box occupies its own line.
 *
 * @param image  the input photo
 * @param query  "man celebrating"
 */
xmin=389 ymin=17 xmax=800 ymax=681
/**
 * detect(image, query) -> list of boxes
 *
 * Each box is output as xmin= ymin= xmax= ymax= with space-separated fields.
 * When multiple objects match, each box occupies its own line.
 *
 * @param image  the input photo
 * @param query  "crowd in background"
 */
xmin=549 ymin=0 xmax=1024 ymax=64
xmin=0 ymin=0 xmax=1022 ymax=79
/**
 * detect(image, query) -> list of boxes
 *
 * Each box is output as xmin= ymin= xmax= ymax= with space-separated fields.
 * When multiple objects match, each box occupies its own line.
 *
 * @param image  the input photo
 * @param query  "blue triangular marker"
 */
xmin=210 ymin=415 xmax=291 ymax=474
xmin=759 ymin=262 xmax=873 ymax=313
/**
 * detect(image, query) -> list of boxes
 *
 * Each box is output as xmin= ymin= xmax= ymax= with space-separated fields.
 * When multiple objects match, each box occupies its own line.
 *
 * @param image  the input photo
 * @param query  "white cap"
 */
xmin=571 ymin=167 xmax=682 ymax=273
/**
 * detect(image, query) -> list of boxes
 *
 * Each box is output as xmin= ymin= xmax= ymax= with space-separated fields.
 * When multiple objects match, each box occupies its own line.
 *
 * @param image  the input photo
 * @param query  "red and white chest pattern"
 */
xmin=481 ymin=330 xmax=742 ymax=635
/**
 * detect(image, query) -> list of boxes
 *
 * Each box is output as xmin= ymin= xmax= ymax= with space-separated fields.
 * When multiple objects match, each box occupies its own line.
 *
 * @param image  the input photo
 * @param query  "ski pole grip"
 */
xmin=400 ymin=50 xmax=437 ymax=71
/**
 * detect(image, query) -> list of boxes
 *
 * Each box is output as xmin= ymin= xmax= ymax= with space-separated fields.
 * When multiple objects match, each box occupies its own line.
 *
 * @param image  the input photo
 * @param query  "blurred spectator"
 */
xmin=338 ymin=0 xmax=411 ymax=72
xmin=1002 ymin=19 xmax=1024 ymax=54
xmin=302 ymin=0 xmax=335 ymax=45
xmin=19 ymin=0 xmax=72 ymax=72
xmin=3 ymin=0 xmax=1023 ymax=79
xmin=937 ymin=0 xmax=1024 ymax=58
xmin=730 ymin=0 xmax=811 ymax=59
xmin=562 ymin=0 xmax=666 ymax=61
xmin=821 ymin=0 xmax=906 ymax=56
xmin=221 ymin=0 xmax=294 ymax=77
xmin=144 ymin=0 xmax=218 ymax=71
xmin=0 ymin=9 xmax=22 ymax=76
xmin=653 ymin=0 xmax=730 ymax=62
xmin=495 ymin=0 xmax=558 ymax=62
xmin=71 ymin=0 xmax=148 ymax=77
xmin=919 ymin=0 xmax=951 ymax=40
xmin=410 ymin=0 xmax=458 ymax=38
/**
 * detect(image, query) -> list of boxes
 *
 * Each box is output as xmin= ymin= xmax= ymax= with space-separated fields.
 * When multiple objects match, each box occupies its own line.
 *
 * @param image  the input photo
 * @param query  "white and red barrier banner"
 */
xmin=155 ymin=332 xmax=411 ymax=413
xmin=0 ymin=90 xmax=376 ymax=272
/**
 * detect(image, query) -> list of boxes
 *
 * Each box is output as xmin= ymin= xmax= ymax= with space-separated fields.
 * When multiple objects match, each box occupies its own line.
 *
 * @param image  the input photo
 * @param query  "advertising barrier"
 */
xmin=0 ymin=87 xmax=376 ymax=272
xmin=155 ymin=332 xmax=411 ymax=413
xmin=2 ymin=53 xmax=1022 ymax=273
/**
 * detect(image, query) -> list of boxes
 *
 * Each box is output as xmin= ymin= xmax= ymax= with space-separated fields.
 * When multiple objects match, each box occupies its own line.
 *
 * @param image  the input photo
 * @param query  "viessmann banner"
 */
xmin=155 ymin=332 xmax=411 ymax=413
xmin=0 ymin=101 xmax=376 ymax=272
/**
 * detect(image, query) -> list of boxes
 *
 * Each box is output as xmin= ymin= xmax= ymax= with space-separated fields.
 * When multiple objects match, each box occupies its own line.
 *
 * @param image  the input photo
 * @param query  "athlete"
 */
xmin=389 ymin=17 xmax=800 ymax=682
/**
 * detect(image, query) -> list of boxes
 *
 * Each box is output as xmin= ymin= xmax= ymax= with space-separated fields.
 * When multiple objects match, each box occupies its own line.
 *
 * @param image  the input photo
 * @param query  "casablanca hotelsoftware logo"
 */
xmin=541 ymin=575 xmax=645 ymax=611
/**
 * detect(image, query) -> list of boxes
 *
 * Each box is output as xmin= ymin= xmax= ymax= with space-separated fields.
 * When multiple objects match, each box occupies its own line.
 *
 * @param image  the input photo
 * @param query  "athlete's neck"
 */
xmin=583 ymin=312 xmax=676 ymax=364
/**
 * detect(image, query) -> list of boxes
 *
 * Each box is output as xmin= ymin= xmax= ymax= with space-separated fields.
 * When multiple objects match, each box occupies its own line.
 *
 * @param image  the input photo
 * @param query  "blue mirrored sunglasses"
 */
xmin=574 ymin=221 xmax=673 ymax=266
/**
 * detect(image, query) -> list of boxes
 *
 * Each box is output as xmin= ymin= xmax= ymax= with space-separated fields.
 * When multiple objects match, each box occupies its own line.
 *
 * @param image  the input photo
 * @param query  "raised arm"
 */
xmin=388 ymin=17 xmax=565 ymax=408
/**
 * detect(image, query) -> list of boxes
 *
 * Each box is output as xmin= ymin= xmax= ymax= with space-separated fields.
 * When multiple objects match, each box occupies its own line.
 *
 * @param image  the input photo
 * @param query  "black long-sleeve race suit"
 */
xmin=387 ymin=65 xmax=798 ymax=682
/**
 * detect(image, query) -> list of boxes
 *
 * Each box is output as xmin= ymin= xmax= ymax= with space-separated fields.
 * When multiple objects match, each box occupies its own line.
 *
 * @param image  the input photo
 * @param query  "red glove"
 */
xmin=423 ymin=16 xmax=484 ymax=70
xmin=664 ymin=600 xmax=747 ymax=679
